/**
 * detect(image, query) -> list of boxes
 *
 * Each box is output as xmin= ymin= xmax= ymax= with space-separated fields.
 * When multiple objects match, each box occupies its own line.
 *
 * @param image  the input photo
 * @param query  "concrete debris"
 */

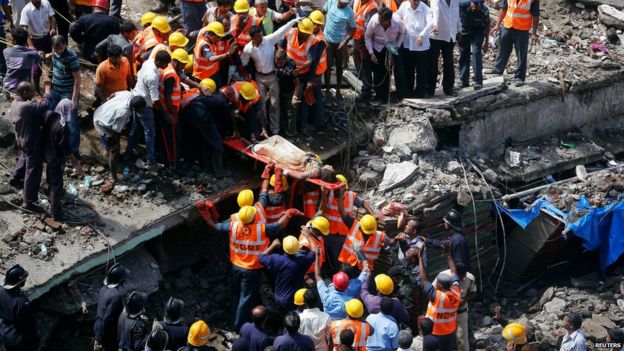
xmin=543 ymin=297 xmax=567 ymax=314
xmin=582 ymin=319 xmax=608 ymax=341
xmin=592 ymin=313 xmax=617 ymax=328
xmin=598 ymin=4 xmax=624 ymax=29
xmin=378 ymin=161 xmax=418 ymax=192
xmin=0 ymin=118 xmax=15 ymax=148
xmin=367 ymin=158 xmax=387 ymax=173
xmin=386 ymin=115 xmax=438 ymax=153
xmin=576 ymin=0 xmax=624 ymax=9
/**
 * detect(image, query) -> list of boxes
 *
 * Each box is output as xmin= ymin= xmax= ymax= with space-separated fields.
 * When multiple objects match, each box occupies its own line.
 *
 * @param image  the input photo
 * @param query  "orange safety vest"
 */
xmin=325 ymin=190 xmax=356 ymax=235
xmin=338 ymin=221 xmax=386 ymax=269
xmin=230 ymin=201 xmax=268 ymax=224
xmin=232 ymin=81 xmax=261 ymax=113
xmin=354 ymin=0 xmax=378 ymax=40
xmin=285 ymin=28 xmax=317 ymax=74
xmin=426 ymin=285 xmax=462 ymax=336
xmin=181 ymin=88 xmax=201 ymax=109
xmin=302 ymin=190 xmax=320 ymax=218
xmin=149 ymin=43 xmax=172 ymax=61
xmin=330 ymin=319 xmax=371 ymax=351
xmin=265 ymin=204 xmax=285 ymax=223
xmin=503 ymin=0 xmax=534 ymax=31
xmin=381 ymin=0 xmax=398 ymax=12
xmin=133 ymin=26 xmax=151 ymax=60
xmin=231 ymin=15 xmax=262 ymax=50
xmin=139 ymin=28 xmax=165 ymax=60
xmin=159 ymin=64 xmax=182 ymax=113
xmin=312 ymin=35 xmax=327 ymax=75
xmin=228 ymin=220 xmax=269 ymax=269
xmin=299 ymin=233 xmax=325 ymax=274
xmin=193 ymin=37 xmax=226 ymax=79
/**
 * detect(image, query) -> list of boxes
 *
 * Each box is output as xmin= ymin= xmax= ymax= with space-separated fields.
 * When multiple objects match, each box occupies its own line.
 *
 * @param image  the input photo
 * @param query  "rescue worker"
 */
xmin=133 ymin=12 xmax=158 ymax=58
xmin=0 ymin=264 xmax=40 ymax=351
xmin=360 ymin=265 xmax=410 ymax=324
xmin=299 ymin=216 xmax=330 ymax=280
xmin=418 ymin=241 xmax=462 ymax=351
xmin=231 ymin=0 xmax=263 ymax=53
xmin=223 ymin=163 xmax=275 ymax=224
xmin=314 ymin=255 xmax=354 ymax=320
xmin=197 ymin=201 xmax=302 ymax=330
xmin=260 ymin=236 xmax=315 ymax=312
xmin=501 ymin=323 xmax=527 ymax=350
xmin=280 ymin=18 xmax=325 ymax=137
xmin=330 ymin=299 xmax=372 ymax=351
xmin=93 ymin=263 xmax=127 ymax=350
xmin=336 ymin=186 xmax=389 ymax=270
xmin=178 ymin=320 xmax=217 ymax=351
xmin=68 ymin=0 xmax=120 ymax=63
xmin=249 ymin=0 xmax=295 ymax=35
xmin=179 ymin=78 xmax=232 ymax=177
xmin=155 ymin=297 xmax=189 ymax=351
xmin=221 ymin=80 xmax=269 ymax=143
xmin=426 ymin=209 xmax=472 ymax=273
xmin=142 ymin=12 xmax=158 ymax=29
xmin=352 ymin=0 xmax=378 ymax=74
xmin=9 ymin=81 xmax=50 ymax=212
xmin=145 ymin=328 xmax=169 ymax=351
xmin=117 ymin=291 xmax=150 ymax=351
xmin=194 ymin=21 xmax=237 ymax=86
xmin=294 ymin=288 xmax=307 ymax=312
xmin=136 ymin=16 xmax=171 ymax=65
xmin=42 ymin=99 xmax=83 ymax=220
xmin=265 ymin=168 xmax=289 ymax=223
xmin=148 ymin=31 xmax=190 ymax=61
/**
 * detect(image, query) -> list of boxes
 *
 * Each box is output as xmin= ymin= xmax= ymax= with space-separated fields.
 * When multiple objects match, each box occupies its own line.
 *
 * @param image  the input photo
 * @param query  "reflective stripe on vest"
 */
xmin=325 ymin=191 xmax=354 ymax=234
xmin=232 ymin=81 xmax=261 ymax=113
xmin=354 ymin=1 xmax=378 ymax=40
xmin=230 ymin=201 xmax=267 ymax=224
xmin=265 ymin=204 xmax=285 ymax=223
xmin=181 ymin=89 xmax=200 ymax=109
xmin=338 ymin=222 xmax=364 ymax=267
xmin=425 ymin=286 xmax=462 ymax=335
xmin=286 ymin=28 xmax=316 ymax=74
xmin=299 ymin=234 xmax=324 ymax=273
xmin=193 ymin=38 xmax=224 ymax=79
xmin=159 ymin=64 xmax=182 ymax=111
xmin=232 ymin=15 xmax=261 ymax=49
xmin=303 ymin=190 xmax=320 ymax=218
xmin=330 ymin=320 xmax=370 ymax=349
xmin=313 ymin=35 xmax=327 ymax=75
xmin=503 ymin=0 xmax=534 ymax=30
xmin=149 ymin=43 xmax=171 ymax=61
xmin=229 ymin=221 xmax=268 ymax=269
xmin=140 ymin=28 xmax=163 ymax=57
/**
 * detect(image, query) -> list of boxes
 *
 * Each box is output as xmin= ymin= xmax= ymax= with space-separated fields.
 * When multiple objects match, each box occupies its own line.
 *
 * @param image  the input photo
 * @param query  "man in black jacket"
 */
xmin=155 ymin=297 xmax=189 ymax=351
xmin=117 ymin=291 xmax=150 ymax=351
xmin=0 ymin=264 xmax=40 ymax=351
xmin=94 ymin=263 xmax=127 ymax=351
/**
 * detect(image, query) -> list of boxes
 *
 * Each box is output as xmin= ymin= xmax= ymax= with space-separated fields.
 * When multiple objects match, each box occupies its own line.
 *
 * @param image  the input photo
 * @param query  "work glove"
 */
xmin=261 ymin=162 xmax=275 ymax=179
xmin=274 ymin=167 xmax=284 ymax=193
xmin=195 ymin=200 xmax=218 ymax=222
xmin=284 ymin=208 xmax=304 ymax=218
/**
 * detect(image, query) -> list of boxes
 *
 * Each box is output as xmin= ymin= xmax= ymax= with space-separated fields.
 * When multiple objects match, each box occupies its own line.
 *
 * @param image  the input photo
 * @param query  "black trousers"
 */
xmin=46 ymin=160 xmax=65 ymax=217
xmin=429 ymin=39 xmax=455 ymax=95
xmin=399 ymin=47 xmax=430 ymax=98
xmin=361 ymin=47 xmax=390 ymax=102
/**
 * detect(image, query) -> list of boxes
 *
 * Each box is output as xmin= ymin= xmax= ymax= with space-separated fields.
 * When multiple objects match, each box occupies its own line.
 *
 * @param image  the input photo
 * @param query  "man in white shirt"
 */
xmin=560 ymin=312 xmax=587 ymax=351
xmin=126 ymin=52 xmax=171 ymax=169
xmin=298 ymin=289 xmax=331 ymax=351
xmin=20 ymin=0 xmax=56 ymax=92
xmin=397 ymin=0 xmax=433 ymax=98
xmin=358 ymin=7 xmax=405 ymax=104
xmin=429 ymin=0 xmax=461 ymax=96
xmin=241 ymin=18 xmax=299 ymax=136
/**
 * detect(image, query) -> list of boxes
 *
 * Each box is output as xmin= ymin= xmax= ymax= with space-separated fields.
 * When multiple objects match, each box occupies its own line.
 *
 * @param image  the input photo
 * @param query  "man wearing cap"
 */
xmin=322 ymin=0 xmax=356 ymax=100
xmin=94 ymin=263 xmax=127 ymax=351
xmin=458 ymin=0 xmax=490 ymax=90
xmin=418 ymin=241 xmax=462 ymax=351
xmin=0 ymin=265 xmax=40 ymax=351
xmin=425 ymin=209 xmax=472 ymax=273
xmin=69 ymin=0 xmax=121 ymax=63
xmin=241 ymin=18 xmax=299 ymax=135
xmin=360 ymin=263 xmax=410 ymax=324
xmin=260 ymin=236 xmax=315 ymax=312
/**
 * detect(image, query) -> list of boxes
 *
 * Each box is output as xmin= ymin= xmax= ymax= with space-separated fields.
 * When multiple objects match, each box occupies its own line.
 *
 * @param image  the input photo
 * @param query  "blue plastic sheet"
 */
xmin=498 ymin=197 xmax=624 ymax=271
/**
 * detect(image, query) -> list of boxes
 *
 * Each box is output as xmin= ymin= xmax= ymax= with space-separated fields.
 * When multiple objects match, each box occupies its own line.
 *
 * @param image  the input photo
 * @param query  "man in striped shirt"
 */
xmin=49 ymin=35 xmax=81 ymax=158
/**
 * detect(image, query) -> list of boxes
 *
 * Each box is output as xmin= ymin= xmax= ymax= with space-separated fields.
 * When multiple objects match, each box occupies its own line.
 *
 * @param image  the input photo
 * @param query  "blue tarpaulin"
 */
xmin=498 ymin=197 xmax=624 ymax=271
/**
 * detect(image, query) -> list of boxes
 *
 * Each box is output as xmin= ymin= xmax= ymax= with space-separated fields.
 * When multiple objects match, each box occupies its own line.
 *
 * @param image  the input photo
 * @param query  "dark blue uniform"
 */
xmin=426 ymin=231 xmax=472 ymax=273
xmin=0 ymin=287 xmax=40 ymax=351
xmin=159 ymin=320 xmax=189 ymax=351
xmin=117 ymin=310 xmax=150 ymax=351
xmin=458 ymin=0 xmax=490 ymax=86
xmin=42 ymin=111 xmax=71 ymax=218
xmin=94 ymin=286 xmax=124 ymax=351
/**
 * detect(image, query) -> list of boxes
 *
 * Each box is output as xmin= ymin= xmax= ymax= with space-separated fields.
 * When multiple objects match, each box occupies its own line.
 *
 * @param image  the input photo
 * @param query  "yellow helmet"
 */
xmin=200 ymin=78 xmax=217 ymax=93
xmin=168 ymin=32 xmax=190 ymax=47
xmin=310 ymin=216 xmax=330 ymax=236
xmin=239 ymin=82 xmax=258 ymax=100
xmin=206 ymin=21 xmax=226 ymax=37
xmin=374 ymin=274 xmax=394 ymax=295
xmin=234 ymin=0 xmax=250 ymax=13
xmin=294 ymin=288 xmax=307 ymax=306
xmin=502 ymin=323 xmax=527 ymax=345
xmin=151 ymin=16 xmax=171 ymax=33
xmin=185 ymin=54 xmax=194 ymax=73
xmin=345 ymin=299 xmax=364 ymax=318
xmin=141 ymin=12 xmax=157 ymax=26
xmin=309 ymin=10 xmax=325 ymax=25
xmin=283 ymin=235 xmax=300 ymax=255
xmin=238 ymin=206 xmax=257 ymax=224
xmin=188 ymin=320 xmax=211 ymax=346
xmin=336 ymin=174 xmax=349 ymax=189
xmin=360 ymin=214 xmax=377 ymax=235
xmin=237 ymin=189 xmax=254 ymax=207
xmin=171 ymin=48 xmax=190 ymax=64
xmin=298 ymin=18 xmax=314 ymax=35
xmin=269 ymin=174 xmax=289 ymax=192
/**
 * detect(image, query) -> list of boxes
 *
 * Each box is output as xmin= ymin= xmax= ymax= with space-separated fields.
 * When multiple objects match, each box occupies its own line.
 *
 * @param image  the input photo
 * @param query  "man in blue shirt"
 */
xmin=314 ymin=250 xmax=362 ymax=319
xmin=273 ymin=312 xmax=315 ymax=351
xmin=365 ymin=297 xmax=399 ymax=351
xmin=260 ymin=236 xmax=315 ymax=312
xmin=458 ymin=0 xmax=490 ymax=90
xmin=49 ymin=35 xmax=81 ymax=158
xmin=2 ymin=27 xmax=42 ymax=93
xmin=322 ymin=0 xmax=355 ymax=99
xmin=239 ymin=305 xmax=273 ymax=351
xmin=0 ymin=0 xmax=13 ymax=79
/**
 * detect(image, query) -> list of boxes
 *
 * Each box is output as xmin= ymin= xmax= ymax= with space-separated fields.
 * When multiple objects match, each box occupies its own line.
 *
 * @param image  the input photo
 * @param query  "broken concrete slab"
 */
xmin=592 ymin=313 xmax=617 ymax=329
xmin=378 ymin=161 xmax=418 ymax=192
xmin=582 ymin=319 xmax=608 ymax=341
xmin=598 ymin=4 xmax=624 ymax=29
xmin=403 ymin=76 xmax=507 ymax=109
xmin=577 ymin=0 xmax=624 ymax=9
xmin=387 ymin=116 xmax=438 ymax=153
xmin=544 ymin=297 xmax=567 ymax=314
